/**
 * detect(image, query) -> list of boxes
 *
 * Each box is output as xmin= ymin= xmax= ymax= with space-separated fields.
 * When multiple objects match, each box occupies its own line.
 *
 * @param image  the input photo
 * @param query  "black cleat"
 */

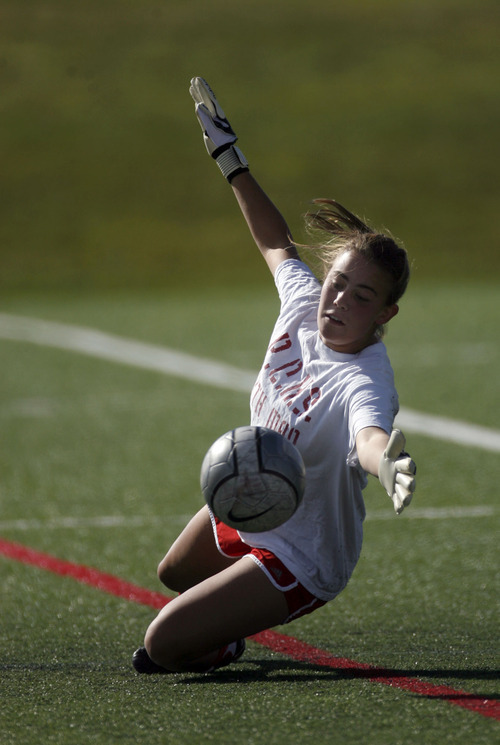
xmin=132 ymin=646 xmax=171 ymax=674
xmin=132 ymin=639 xmax=246 ymax=674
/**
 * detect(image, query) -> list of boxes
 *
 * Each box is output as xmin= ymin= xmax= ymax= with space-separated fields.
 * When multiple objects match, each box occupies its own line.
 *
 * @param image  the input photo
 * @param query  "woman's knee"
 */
xmin=144 ymin=604 xmax=216 ymax=672
xmin=157 ymin=553 xmax=182 ymax=592
xmin=144 ymin=616 xmax=184 ymax=671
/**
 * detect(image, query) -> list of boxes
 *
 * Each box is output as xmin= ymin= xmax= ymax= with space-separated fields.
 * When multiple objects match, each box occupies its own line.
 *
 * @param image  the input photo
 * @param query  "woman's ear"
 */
xmin=376 ymin=303 xmax=399 ymax=326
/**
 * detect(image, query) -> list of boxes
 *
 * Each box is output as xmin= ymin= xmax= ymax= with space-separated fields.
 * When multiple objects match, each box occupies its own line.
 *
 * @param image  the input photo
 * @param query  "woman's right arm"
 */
xmin=230 ymin=171 xmax=299 ymax=276
xmin=189 ymin=77 xmax=300 ymax=276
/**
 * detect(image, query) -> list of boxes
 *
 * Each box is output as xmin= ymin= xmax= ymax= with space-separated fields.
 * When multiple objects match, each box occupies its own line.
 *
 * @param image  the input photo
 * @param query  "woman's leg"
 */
xmin=157 ymin=506 xmax=237 ymax=592
xmin=144 ymin=555 xmax=289 ymax=672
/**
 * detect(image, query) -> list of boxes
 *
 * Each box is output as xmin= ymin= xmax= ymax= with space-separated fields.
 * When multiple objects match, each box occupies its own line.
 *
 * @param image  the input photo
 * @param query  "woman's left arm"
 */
xmin=356 ymin=427 xmax=390 ymax=476
xmin=356 ymin=427 xmax=417 ymax=514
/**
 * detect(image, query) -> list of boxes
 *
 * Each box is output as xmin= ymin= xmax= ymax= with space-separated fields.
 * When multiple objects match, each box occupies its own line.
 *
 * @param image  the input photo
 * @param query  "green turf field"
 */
xmin=0 ymin=285 xmax=498 ymax=744
xmin=1 ymin=0 xmax=499 ymax=743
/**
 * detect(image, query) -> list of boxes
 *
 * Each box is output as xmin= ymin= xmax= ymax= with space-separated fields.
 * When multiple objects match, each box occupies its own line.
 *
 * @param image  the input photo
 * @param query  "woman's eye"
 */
xmin=356 ymin=294 xmax=370 ymax=303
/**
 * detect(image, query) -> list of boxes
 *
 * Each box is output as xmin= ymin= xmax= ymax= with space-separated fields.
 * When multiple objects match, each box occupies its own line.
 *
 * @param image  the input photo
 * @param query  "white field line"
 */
xmin=0 ymin=505 xmax=495 ymax=532
xmin=0 ymin=515 xmax=194 ymax=531
xmin=0 ymin=313 xmax=255 ymax=393
xmin=1 ymin=312 xmax=499 ymax=452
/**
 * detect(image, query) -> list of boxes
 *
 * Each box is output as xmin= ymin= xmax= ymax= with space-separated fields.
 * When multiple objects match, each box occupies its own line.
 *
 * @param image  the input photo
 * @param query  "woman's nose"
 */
xmin=334 ymin=291 xmax=348 ymax=309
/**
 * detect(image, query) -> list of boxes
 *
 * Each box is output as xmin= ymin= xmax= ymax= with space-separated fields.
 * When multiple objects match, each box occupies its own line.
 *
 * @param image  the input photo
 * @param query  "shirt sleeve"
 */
xmin=345 ymin=352 xmax=399 ymax=474
xmin=274 ymin=259 xmax=321 ymax=310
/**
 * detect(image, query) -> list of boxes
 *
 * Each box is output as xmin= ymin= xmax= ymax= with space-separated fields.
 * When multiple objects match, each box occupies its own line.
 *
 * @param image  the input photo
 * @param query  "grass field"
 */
xmin=1 ymin=0 xmax=499 ymax=742
xmin=0 ymin=284 xmax=498 ymax=744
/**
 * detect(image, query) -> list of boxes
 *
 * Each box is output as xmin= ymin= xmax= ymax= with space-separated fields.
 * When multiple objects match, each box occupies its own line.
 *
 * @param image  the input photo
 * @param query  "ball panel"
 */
xmin=257 ymin=430 xmax=306 ymax=499
xmin=200 ymin=430 xmax=239 ymax=495
xmin=200 ymin=426 xmax=306 ymax=532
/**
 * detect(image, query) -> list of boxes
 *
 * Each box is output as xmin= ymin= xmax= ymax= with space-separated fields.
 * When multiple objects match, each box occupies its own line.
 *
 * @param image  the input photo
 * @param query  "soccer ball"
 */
xmin=200 ymin=425 xmax=306 ymax=533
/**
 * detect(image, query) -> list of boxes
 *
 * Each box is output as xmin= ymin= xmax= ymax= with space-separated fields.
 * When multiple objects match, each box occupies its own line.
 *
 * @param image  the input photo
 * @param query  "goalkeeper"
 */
xmin=132 ymin=78 xmax=417 ymax=675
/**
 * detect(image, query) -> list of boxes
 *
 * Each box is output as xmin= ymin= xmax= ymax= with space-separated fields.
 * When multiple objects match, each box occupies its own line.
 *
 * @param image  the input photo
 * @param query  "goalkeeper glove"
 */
xmin=378 ymin=429 xmax=416 ymax=515
xmin=189 ymin=77 xmax=249 ymax=183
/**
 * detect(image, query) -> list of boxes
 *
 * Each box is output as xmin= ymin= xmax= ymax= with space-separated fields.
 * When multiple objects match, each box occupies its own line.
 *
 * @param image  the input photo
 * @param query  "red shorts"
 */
xmin=212 ymin=516 xmax=326 ymax=624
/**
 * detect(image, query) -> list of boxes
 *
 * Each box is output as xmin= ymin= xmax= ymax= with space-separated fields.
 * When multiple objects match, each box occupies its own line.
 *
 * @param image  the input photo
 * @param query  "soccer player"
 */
xmin=132 ymin=78 xmax=417 ymax=674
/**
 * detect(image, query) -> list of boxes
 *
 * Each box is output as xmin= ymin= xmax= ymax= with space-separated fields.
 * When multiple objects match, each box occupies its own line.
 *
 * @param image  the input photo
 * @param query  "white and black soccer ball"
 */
xmin=200 ymin=425 xmax=306 ymax=533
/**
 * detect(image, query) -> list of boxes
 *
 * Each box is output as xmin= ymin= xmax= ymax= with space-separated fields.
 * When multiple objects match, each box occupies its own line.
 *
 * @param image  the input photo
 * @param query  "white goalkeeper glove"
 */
xmin=189 ymin=77 xmax=249 ymax=183
xmin=378 ymin=429 xmax=416 ymax=515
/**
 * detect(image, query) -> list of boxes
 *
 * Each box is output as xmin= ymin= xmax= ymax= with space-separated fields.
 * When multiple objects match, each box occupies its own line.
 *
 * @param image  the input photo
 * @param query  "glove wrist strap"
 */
xmin=215 ymin=145 xmax=249 ymax=183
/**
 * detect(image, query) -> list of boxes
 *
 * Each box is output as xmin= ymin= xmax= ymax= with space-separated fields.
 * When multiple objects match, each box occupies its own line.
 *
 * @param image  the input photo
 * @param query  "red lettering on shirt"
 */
xmin=266 ymin=358 xmax=303 ymax=383
xmin=250 ymin=381 xmax=268 ymax=417
xmin=269 ymin=333 xmax=292 ymax=354
xmin=265 ymin=407 xmax=301 ymax=446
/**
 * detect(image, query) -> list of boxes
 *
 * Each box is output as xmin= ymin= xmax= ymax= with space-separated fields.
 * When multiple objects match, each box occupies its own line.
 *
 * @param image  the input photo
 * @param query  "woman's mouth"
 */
xmin=326 ymin=313 xmax=345 ymax=326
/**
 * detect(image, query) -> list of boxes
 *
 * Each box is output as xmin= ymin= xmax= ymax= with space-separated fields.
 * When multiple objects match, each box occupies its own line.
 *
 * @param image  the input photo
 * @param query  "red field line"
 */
xmin=1 ymin=537 xmax=498 ymax=721
xmin=251 ymin=629 xmax=500 ymax=719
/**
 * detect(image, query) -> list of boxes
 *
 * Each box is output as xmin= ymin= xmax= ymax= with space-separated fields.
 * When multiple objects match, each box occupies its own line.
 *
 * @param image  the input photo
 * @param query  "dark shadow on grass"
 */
xmin=172 ymin=657 xmax=500 ymax=696
xmin=2 ymin=658 xmax=498 ymax=704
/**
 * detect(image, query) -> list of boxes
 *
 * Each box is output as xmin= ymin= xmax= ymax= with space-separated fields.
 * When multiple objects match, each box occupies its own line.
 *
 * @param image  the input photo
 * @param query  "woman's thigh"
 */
xmin=145 ymin=555 xmax=289 ymax=669
xmin=158 ymin=506 xmax=237 ymax=592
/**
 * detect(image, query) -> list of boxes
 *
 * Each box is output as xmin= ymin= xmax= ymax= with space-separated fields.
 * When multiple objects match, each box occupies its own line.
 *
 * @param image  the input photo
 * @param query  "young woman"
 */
xmin=132 ymin=78 xmax=417 ymax=674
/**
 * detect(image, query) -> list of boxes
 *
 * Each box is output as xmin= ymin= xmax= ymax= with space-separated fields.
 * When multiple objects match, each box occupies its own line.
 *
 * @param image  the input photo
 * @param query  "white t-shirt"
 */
xmin=239 ymin=259 xmax=399 ymax=601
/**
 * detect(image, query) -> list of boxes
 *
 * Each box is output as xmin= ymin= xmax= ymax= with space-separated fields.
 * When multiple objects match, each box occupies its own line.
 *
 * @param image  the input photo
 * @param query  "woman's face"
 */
xmin=317 ymin=251 xmax=399 ymax=354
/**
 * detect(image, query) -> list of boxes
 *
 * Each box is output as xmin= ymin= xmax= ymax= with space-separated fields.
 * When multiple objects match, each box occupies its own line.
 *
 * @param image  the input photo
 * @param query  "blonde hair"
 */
xmin=302 ymin=199 xmax=410 ymax=306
